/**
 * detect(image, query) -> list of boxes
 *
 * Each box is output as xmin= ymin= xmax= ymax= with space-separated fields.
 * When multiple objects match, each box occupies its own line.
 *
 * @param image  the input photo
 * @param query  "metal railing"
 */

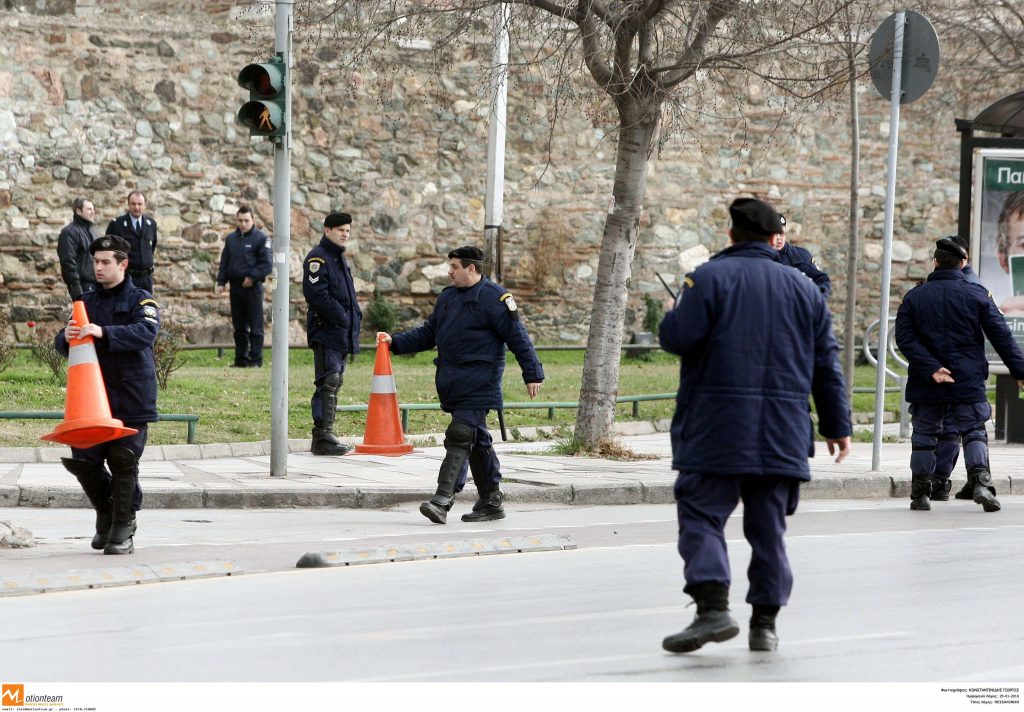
xmin=0 ymin=412 xmax=200 ymax=444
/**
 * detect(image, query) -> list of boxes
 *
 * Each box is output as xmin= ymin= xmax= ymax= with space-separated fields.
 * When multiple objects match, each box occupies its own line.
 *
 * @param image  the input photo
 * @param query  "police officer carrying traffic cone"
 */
xmin=380 ymin=246 xmax=544 ymax=524
xmin=56 ymin=235 xmax=159 ymax=554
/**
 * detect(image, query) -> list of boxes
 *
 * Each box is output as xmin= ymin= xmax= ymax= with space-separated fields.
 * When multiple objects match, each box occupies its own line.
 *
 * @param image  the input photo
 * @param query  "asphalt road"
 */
xmin=3 ymin=498 xmax=1023 ymax=686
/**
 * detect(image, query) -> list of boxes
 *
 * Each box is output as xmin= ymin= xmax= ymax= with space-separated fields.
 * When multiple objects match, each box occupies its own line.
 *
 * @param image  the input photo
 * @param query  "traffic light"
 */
xmin=237 ymin=57 xmax=287 ymax=138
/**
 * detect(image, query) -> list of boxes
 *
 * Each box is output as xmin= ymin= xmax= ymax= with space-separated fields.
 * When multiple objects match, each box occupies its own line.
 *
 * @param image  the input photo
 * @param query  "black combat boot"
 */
xmin=662 ymin=583 xmax=740 ymax=653
xmin=104 ymin=447 xmax=138 ymax=555
xmin=909 ymin=477 xmax=932 ymax=511
xmin=311 ymin=377 xmax=351 ymax=456
xmin=968 ymin=466 xmax=1000 ymax=513
xmin=61 ymin=458 xmax=113 ymax=550
xmin=420 ymin=425 xmax=472 ymax=524
xmin=930 ymin=477 xmax=952 ymax=502
xmin=749 ymin=605 xmax=780 ymax=651
xmin=953 ymin=479 xmax=974 ymax=500
xmin=461 ymin=489 xmax=505 ymax=522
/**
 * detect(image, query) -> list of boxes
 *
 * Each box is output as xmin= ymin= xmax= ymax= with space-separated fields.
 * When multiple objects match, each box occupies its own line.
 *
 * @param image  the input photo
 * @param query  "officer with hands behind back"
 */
xmin=215 ymin=206 xmax=272 ymax=368
xmin=303 ymin=211 xmax=362 ymax=456
xmin=379 ymin=246 xmax=544 ymax=524
xmin=659 ymin=197 xmax=851 ymax=655
xmin=55 ymin=234 xmax=160 ymax=556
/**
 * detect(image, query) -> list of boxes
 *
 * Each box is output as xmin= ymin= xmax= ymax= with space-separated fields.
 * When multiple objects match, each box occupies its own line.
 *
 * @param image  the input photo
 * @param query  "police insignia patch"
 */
xmin=143 ymin=306 xmax=157 ymax=318
xmin=139 ymin=298 xmax=159 ymax=307
xmin=683 ymin=276 xmax=695 ymax=290
xmin=500 ymin=292 xmax=520 ymax=321
xmin=308 ymin=275 xmax=320 ymax=283
xmin=309 ymin=262 xmax=320 ymax=273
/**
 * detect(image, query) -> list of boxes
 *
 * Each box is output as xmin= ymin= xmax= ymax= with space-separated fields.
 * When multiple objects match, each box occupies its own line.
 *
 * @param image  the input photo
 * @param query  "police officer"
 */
xmin=215 ymin=206 xmax=272 ymax=368
xmin=659 ymin=198 xmax=851 ymax=654
xmin=380 ymin=246 xmax=544 ymax=524
xmin=303 ymin=212 xmax=362 ymax=456
xmin=55 ymin=235 xmax=159 ymax=555
xmin=895 ymin=236 xmax=1024 ymax=513
xmin=57 ymin=196 xmax=99 ymax=300
xmin=105 ymin=190 xmax=158 ymax=293
xmin=774 ymin=214 xmax=831 ymax=297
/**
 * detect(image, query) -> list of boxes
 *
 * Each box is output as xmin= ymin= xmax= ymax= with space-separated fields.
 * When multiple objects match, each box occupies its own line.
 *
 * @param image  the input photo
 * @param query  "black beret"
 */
xmin=90 ymin=235 xmax=132 ymax=255
xmin=729 ymin=197 xmax=784 ymax=236
xmin=936 ymin=236 xmax=968 ymax=259
xmin=324 ymin=212 xmax=352 ymax=228
xmin=448 ymin=246 xmax=484 ymax=264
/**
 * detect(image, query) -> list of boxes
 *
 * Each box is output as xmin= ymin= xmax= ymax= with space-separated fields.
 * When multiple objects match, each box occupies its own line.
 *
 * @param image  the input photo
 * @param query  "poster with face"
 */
xmin=973 ymin=149 xmax=1024 ymax=357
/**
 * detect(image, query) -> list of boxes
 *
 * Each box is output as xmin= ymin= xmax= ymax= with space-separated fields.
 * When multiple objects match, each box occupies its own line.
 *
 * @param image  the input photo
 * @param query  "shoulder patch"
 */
xmin=683 ymin=276 xmax=695 ymax=290
xmin=139 ymin=298 xmax=159 ymax=307
xmin=307 ymin=256 xmax=325 ymax=264
xmin=309 ymin=261 xmax=321 ymax=273
xmin=499 ymin=292 xmax=520 ymax=320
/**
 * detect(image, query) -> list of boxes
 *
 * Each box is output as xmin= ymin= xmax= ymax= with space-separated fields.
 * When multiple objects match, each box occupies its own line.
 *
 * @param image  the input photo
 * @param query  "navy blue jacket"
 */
xmin=55 ymin=277 xmax=160 ymax=425
xmin=390 ymin=277 xmax=545 ymax=412
xmin=778 ymin=241 xmax=831 ymax=297
xmin=659 ymin=241 xmax=850 ymax=479
xmin=302 ymin=237 xmax=362 ymax=354
xmin=216 ymin=227 xmax=272 ymax=285
xmin=895 ymin=267 xmax=1024 ymax=403
xmin=106 ymin=213 xmax=158 ymax=274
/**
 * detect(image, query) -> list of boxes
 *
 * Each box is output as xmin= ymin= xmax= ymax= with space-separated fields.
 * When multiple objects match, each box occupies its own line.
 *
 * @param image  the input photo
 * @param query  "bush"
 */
xmin=0 ymin=310 xmax=16 ymax=375
xmin=365 ymin=291 xmax=401 ymax=334
xmin=154 ymin=322 xmax=187 ymax=390
xmin=642 ymin=294 xmax=663 ymax=333
xmin=28 ymin=323 xmax=67 ymax=383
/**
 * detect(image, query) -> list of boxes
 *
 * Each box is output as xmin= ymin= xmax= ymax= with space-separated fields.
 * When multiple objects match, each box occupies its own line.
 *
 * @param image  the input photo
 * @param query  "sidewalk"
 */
xmin=2 ymin=421 xmax=1023 ymax=510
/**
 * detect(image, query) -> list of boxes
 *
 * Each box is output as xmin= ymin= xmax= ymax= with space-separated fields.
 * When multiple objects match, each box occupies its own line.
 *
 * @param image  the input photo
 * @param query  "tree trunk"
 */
xmin=843 ymin=51 xmax=861 ymax=400
xmin=574 ymin=114 xmax=659 ymax=448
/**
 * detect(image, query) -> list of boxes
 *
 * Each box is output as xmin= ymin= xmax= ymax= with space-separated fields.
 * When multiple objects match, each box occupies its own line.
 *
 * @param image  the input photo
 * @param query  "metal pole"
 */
xmin=270 ymin=0 xmax=293 ymax=477
xmin=483 ymin=3 xmax=510 ymax=281
xmin=872 ymin=11 xmax=904 ymax=472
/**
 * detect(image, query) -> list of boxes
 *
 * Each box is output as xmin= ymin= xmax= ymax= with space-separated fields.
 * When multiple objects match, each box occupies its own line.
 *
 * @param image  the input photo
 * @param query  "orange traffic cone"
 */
xmin=40 ymin=300 xmax=138 ymax=448
xmin=354 ymin=334 xmax=414 ymax=456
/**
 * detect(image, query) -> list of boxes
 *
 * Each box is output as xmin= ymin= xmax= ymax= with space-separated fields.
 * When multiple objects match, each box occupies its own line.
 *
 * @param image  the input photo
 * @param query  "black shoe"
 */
xmin=662 ymin=609 xmax=740 ymax=653
xmin=91 ymin=511 xmax=112 ymax=550
xmin=953 ymin=481 xmax=974 ymax=500
xmin=910 ymin=495 xmax=931 ymax=511
xmin=311 ymin=440 xmax=351 ymax=456
xmin=910 ymin=478 xmax=931 ymax=511
xmin=461 ymin=490 xmax=505 ymax=522
xmin=103 ymin=518 xmax=136 ymax=555
xmin=419 ymin=497 xmax=452 ymax=524
xmin=930 ymin=478 xmax=952 ymax=502
xmin=749 ymin=612 xmax=779 ymax=651
xmin=973 ymin=486 xmax=1001 ymax=512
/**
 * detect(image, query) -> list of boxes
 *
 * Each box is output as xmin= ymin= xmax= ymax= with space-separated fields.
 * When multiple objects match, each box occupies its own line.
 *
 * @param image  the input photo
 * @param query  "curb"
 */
xmin=295 ymin=534 xmax=577 ymax=568
xmin=0 ymin=560 xmax=244 ymax=597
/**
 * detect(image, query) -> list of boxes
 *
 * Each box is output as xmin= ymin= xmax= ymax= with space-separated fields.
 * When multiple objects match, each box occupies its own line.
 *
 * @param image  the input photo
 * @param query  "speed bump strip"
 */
xmin=0 ymin=560 xmax=243 ymax=597
xmin=295 ymin=534 xmax=577 ymax=568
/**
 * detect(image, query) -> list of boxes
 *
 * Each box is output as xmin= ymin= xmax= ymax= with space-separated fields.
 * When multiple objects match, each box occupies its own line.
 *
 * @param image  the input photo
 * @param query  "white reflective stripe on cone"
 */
xmin=68 ymin=341 xmax=100 ymax=368
xmin=371 ymin=374 xmax=397 ymax=394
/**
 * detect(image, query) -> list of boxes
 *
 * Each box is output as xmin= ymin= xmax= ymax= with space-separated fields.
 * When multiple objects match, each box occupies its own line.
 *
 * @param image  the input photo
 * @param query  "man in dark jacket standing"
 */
xmin=215 ymin=206 xmax=272 ymax=368
xmin=895 ymin=236 xmax=1024 ymax=513
xmin=56 ymin=235 xmax=159 ymax=555
xmin=105 ymin=191 xmax=158 ymax=293
xmin=659 ymin=197 xmax=851 ymax=655
xmin=381 ymin=246 xmax=544 ymax=524
xmin=57 ymin=197 xmax=99 ymax=300
xmin=774 ymin=214 xmax=831 ymax=297
xmin=302 ymin=212 xmax=362 ymax=456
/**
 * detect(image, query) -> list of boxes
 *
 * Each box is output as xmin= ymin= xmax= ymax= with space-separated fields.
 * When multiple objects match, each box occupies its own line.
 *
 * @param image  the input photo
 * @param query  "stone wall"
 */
xmin=0 ymin=3 xmax=1006 ymax=347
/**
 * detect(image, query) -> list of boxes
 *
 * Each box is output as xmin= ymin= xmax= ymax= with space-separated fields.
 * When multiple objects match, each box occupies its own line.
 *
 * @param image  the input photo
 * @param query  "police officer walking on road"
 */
xmin=380 ymin=246 xmax=544 ymax=524
xmin=215 ymin=206 xmax=272 ymax=368
xmin=105 ymin=190 xmax=158 ymax=293
xmin=895 ymin=236 xmax=1024 ymax=513
xmin=56 ymin=235 xmax=160 ymax=555
xmin=303 ymin=212 xmax=362 ymax=456
xmin=659 ymin=197 xmax=851 ymax=654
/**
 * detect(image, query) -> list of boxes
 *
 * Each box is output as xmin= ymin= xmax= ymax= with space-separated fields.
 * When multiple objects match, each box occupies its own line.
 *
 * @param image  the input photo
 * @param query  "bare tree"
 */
xmin=294 ymin=0 xmax=861 ymax=448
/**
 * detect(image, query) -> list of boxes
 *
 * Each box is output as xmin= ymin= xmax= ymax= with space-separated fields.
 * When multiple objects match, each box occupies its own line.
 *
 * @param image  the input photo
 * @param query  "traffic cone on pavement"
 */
xmin=354 ymin=334 xmax=414 ymax=456
xmin=40 ymin=300 xmax=138 ymax=448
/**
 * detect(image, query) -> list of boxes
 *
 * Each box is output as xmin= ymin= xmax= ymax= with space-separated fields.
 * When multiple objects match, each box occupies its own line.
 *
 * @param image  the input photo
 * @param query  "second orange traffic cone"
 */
xmin=40 ymin=300 xmax=138 ymax=449
xmin=354 ymin=334 xmax=413 ymax=456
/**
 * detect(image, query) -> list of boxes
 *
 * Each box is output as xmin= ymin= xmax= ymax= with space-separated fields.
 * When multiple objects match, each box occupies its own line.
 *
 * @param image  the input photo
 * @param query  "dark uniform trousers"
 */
xmin=71 ymin=427 xmax=148 ymax=512
xmin=910 ymin=402 xmax=990 ymax=478
xmin=675 ymin=472 xmax=799 ymax=606
xmin=451 ymin=409 xmax=498 ymax=493
xmin=311 ymin=344 xmax=347 ymax=425
xmin=229 ymin=278 xmax=265 ymax=367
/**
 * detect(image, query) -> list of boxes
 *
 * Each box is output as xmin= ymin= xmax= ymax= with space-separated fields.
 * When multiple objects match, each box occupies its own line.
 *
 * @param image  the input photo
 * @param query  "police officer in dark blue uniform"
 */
xmin=381 ymin=246 xmax=544 ymax=524
xmin=105 ymin=190 xmax=158 ymax=293
xmin=895 ymin=236 xmax=1024 ymax=513
xmin=215 ymin=206 xmax=272 ymax=368
xmin=659 ymin=198 xmax=851 ymax=654
xmin=774 ymin=214 xmax=831 ymax=297
xmin=303 ymin=212 xmax=362 ymax=456
xmin=56 ymin=235 xmax=160 ymax=555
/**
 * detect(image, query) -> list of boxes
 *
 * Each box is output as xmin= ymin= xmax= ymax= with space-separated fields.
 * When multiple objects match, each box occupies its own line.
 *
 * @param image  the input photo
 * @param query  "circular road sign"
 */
xmin=869 ymin=11 xmax=940 ymax=104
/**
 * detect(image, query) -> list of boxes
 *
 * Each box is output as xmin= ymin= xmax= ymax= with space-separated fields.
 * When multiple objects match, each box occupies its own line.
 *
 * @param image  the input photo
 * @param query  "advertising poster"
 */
xmin=972 ymin=149 xmax=1024 ymax=359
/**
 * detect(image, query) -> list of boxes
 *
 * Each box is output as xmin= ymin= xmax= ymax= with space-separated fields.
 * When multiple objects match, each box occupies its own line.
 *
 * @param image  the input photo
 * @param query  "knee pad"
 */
xmin=60 ymin=457 xmax=99 ymax=478
xmin=961 ymin=425 xmax=988 ymax=447
xmin=322 ymin=372 xmax=341 ymax=392
xmin=444 ymin=422 xmax=475 ymax=450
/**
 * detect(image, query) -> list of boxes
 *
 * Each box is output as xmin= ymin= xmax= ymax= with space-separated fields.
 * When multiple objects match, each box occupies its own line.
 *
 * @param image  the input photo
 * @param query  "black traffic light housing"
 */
xmin=237 ymin=56 xmax=287 ymax=138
